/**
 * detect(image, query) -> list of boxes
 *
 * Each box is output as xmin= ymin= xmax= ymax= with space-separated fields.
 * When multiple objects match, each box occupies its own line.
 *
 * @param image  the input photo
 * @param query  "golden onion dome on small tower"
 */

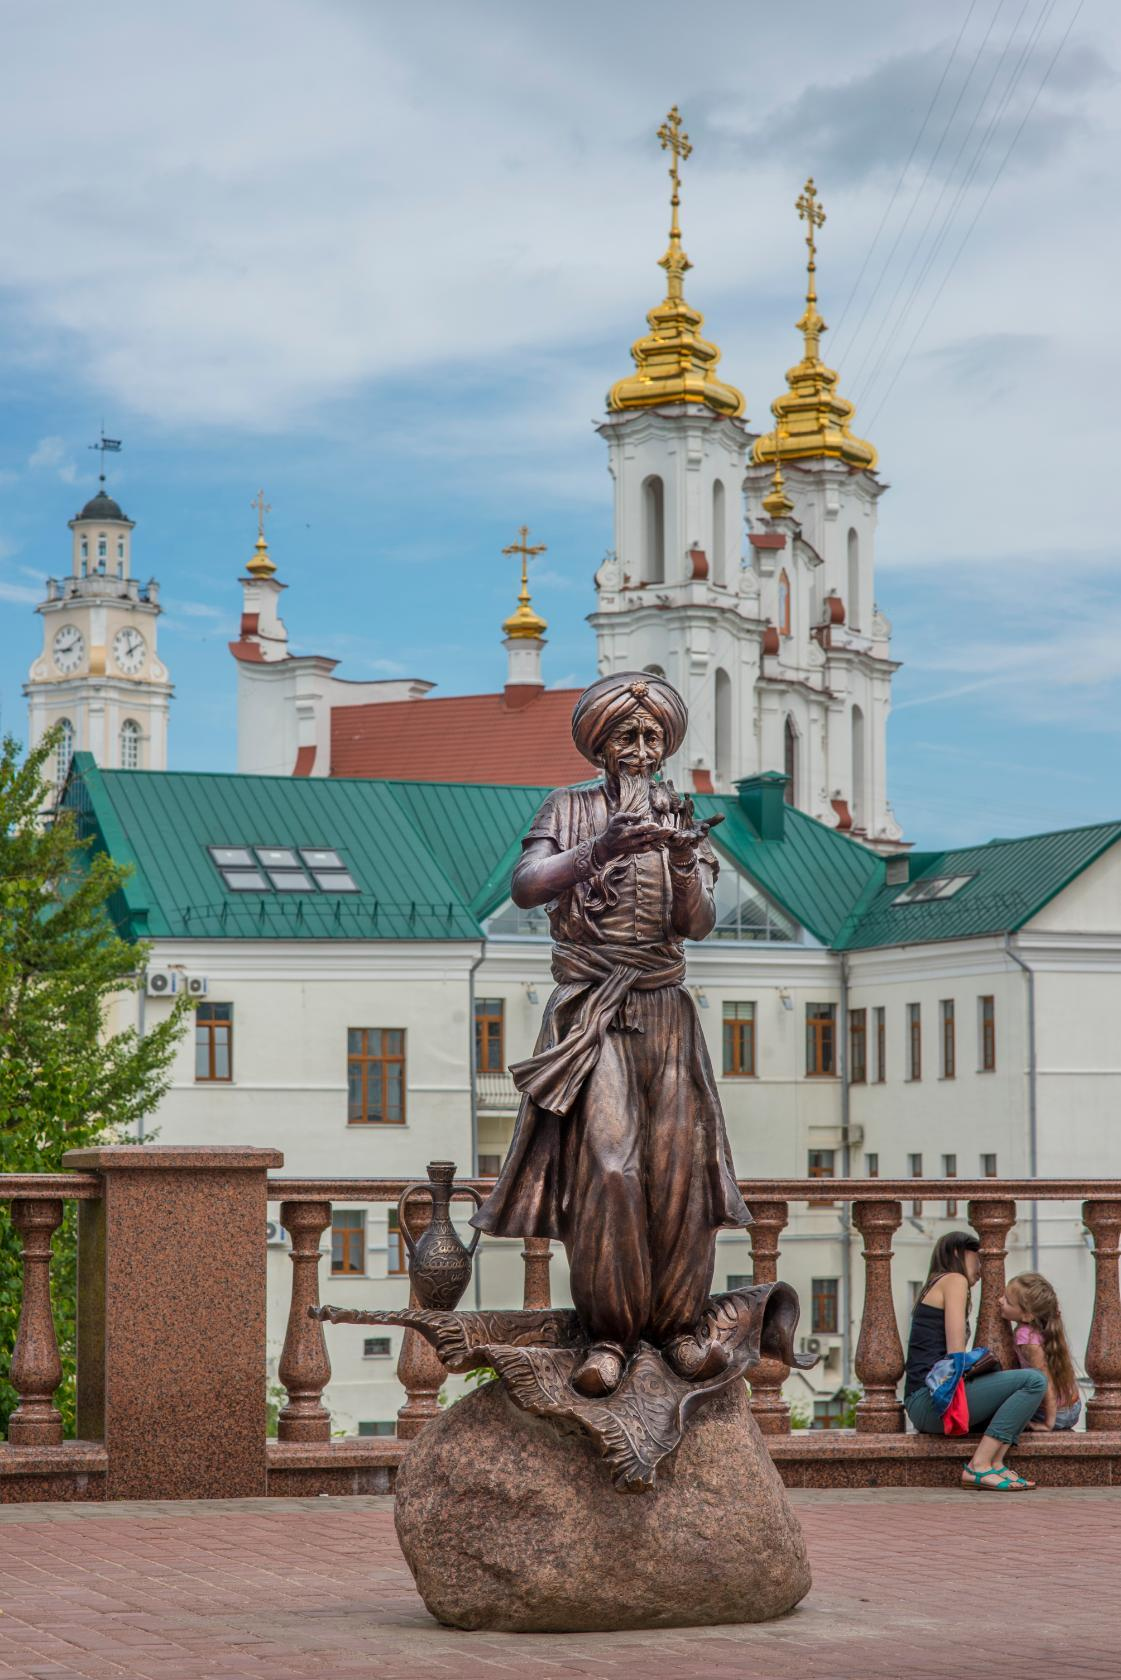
xmin=501 ymin=525 xmax=548 ymax=640
xmin=754 ymin=178 xmax=877 ymax=472
xmin=246 ymin=489 xmax=277 ymax=579
xmin=608 ymin=107 xmax=745 ymax=421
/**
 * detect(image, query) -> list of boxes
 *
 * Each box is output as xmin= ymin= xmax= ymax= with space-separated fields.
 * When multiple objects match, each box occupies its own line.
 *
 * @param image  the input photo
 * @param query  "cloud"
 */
xmin=0 ymin=581 xmax=41 ymax=604
xmin=28 ymin=435 xmax=80 ymax=484
xmin=174 ymin=600 xmax=226 ymax=621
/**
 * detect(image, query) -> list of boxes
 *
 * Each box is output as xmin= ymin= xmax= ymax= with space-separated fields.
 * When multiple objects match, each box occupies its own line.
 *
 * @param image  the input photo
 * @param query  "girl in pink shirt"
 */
xmin=999 ymin=1272 xmax=1081 ymax=1431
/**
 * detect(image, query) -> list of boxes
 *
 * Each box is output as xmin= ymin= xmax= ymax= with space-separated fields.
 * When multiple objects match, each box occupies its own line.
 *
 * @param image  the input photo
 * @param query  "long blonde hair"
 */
xmin=1007 ymin=1272 xmax=1078 ymax=1406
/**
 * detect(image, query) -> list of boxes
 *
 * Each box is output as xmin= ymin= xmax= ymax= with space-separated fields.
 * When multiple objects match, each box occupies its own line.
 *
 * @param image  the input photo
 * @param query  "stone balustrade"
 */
xmin=3 ymin=1156 xmax=1121 ymax=1498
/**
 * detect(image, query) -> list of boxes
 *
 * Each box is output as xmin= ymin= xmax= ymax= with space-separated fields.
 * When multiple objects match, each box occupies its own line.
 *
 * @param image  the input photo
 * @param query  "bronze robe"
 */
xmin=473 ymin=783 xmax=750 ymax=1352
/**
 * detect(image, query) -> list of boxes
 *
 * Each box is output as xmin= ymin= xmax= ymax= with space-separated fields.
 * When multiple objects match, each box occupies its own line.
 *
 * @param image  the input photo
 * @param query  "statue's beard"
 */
xmin=615 ymin=769 xmax=653 ymax=816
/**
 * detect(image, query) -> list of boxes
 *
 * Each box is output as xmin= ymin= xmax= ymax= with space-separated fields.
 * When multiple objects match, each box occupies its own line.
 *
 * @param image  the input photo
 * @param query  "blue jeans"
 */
xmin=906 ymin=1367 xmax=1047 ymax=1445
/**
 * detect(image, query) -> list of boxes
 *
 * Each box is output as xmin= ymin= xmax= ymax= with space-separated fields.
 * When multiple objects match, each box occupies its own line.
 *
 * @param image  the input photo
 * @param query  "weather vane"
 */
xmin=87 ymin=428 xmax=122 ymax=487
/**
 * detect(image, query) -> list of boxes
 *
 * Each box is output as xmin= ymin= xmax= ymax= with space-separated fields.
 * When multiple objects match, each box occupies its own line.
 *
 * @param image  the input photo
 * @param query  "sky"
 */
xmin=0 ymin=0 xmax=1116 ymax=847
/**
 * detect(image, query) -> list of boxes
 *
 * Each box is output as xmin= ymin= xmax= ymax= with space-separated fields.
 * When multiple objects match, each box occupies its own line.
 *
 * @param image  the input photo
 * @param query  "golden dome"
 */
xmin=502 ymin=526 xmax=548 ymax=640
xmin=753 ymin=179 xmax=877 ymax=472
xmin=608 ymin=107 xmax=745 ymax=421
xmin=246 ymin=490 xmax=277 ymax=578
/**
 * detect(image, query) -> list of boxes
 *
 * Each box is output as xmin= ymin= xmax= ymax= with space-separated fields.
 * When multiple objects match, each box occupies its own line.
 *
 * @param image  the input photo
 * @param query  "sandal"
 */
xmin=1002 ymin=1471 xmax=1036 ymax=1490
xmin=961 ymin=1465 xmax=1017 ymax=1491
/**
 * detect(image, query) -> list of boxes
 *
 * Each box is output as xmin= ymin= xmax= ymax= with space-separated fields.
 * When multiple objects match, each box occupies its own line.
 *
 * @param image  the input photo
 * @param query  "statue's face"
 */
xmin=601 ymin=707 xmax=665 ymax=777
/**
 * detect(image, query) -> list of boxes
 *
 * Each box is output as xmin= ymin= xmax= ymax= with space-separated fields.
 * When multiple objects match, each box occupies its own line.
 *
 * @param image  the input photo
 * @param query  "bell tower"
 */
xmin=24 ymin=445 xmax=172 ymax=782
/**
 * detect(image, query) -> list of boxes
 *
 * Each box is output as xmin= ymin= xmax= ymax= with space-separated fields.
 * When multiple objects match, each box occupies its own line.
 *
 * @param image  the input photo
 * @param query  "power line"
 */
xmin=829 ymin=0 xmax=981 ymax=354
xmin=832 ymin=0 xmax=1006 ymax=375
xmin=851 ymin=0 xmax=1048 ymax=411
xmin=866 ymin=0 xmax=1086 ymax=431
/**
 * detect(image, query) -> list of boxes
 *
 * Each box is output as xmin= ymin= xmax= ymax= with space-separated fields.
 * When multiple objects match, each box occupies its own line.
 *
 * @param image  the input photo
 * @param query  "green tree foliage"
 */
xmin=0 ymin=731 xmax=189 ymax=1433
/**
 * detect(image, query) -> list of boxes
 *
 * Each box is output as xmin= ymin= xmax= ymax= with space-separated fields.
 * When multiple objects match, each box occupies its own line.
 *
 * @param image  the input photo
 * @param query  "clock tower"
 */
xmin=24 ymin=482 xmax=172 ymax=782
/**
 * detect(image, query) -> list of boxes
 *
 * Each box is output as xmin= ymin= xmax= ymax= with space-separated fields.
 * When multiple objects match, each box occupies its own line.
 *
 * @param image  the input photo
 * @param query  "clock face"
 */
xmin=53 ymin=624 xmax=85 ymax=674
xmin=113 ymin=627 xmax=147 ymax=675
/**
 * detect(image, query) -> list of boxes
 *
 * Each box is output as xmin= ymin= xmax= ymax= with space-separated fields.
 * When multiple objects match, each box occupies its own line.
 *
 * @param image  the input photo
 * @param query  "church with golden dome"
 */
xmin=228 ymin=105 xmax=901 ymax=848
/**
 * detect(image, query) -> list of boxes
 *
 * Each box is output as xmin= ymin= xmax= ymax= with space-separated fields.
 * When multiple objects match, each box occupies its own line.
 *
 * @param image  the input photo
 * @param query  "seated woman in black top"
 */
xmin=904 ymin=1231 xmax=1046 ymax=1492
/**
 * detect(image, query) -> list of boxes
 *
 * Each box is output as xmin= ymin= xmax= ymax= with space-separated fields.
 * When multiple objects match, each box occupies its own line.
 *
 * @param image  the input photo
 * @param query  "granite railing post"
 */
xmin=277 ymin=1201 xmax=332 ymax=1442
xmin=7 ymin=1199 xmax=65 ymax=1446
xmin=745 ymin=1200 xmax=791 ymax=1433
xmin=1083 ymin=1199 xmax=1121 ymax=1430
xmin=521 ymin=1236 xmax=553 ymax=1310
xmin=63 ymin=1144 xmax=283 ymax=1500
xmin=852 ymin=1199 xmax=905 ymax=1434
xmin=967 ymin=1197 xmax=1017 ymax=1367
xmin=395 ymin=1190 xmax=446 ymax=1440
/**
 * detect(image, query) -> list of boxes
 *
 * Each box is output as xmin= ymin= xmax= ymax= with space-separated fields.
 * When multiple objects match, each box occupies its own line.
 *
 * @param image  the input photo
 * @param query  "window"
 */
xmin=722 ymin=1002 xmax=756 ymax=1077
xmin=979 ymin=996 xmax=996 ymax=1071
xmin=714 ymin=667 xmax=732 ymax=784
xmin=205 ymin=843 xmax=359 ymax=894
xmin=808 ymin=1149 xmax=835 ymax=1206
xmin=712 ymin=479 xmax=726 ymax=586
xmin=892 ymin=875 xmax=975 ymax=905
xmin=474 ymin=998 xmax=504 ymax=1073
xmin=725 ymin=1272 xmax=753 ymax=1291
xmin=55 ymin=718 xmax=74 ymax=786
xmin=195 ymin=1002 xmax=232 ymax=1082
xmin=363 ymin=1337 xmax=392 ymax=1358
xmin=80 ymin=537 xmax=88 ymax=560
xmin=865 ymin=1152 xmax=879 ymax=1178
xmin=386 ymin=1210 xmax=408 ymax=1274
xmin=97 ymin=536 xmax=107 ymax=563
xmin=347 ymin=1029 xmax=405 ymax=1124
xmin=642 ymin=475 xmax=665 ymax=583
xmin=909 ymin=1152 xmax=923 ymax=1216
xmin=906 ymin=1003 xmax=922 ymax=1082
xmin=477 ymin=1154 xmax=502 ymax=1178
xmin=117 ymin=537 xmax=125 ymax=560
xmin=847 ymin=527 xmax=860 ymax=630
xmin=778 ymin=569 xmax=791 ymax=636
xmin=943 ymin=1153 xmax=958 ymax=1217
xmin=119 ymin=719 xmax=141 ymax=769
xmin=982 ymin=1152 xmax=998 ymax=1178
xmin=806 ymin=1003 xmax=837 ymax=1076
xmin=358 ymin=1421 xmax=396 ymax=1437
xmin=811 ymin=1278 xmax=839 ymax=1335
xmin=873 ymin=1006 xmax=886 ymax=1082
xmin=940 ymin=999 xmax=955 ymax=1079
xmin=849 ymin=1008 xmax=866 ymax=1084
xmin=331 ymin=1209 xmax=365 ymax=1276
xmin=783 ymin=715 xmax=797 ymax=805
xmin=710 ymin=866 xmax=799 ymax=942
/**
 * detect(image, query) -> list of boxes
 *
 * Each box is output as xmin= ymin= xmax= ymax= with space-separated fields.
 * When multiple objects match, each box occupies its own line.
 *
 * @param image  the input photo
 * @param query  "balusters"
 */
xmin=395 ymin=1189 xmax=446 ymax=1439
xmin=7 ymin=1199 xmax=64 ymax=1446
xmin=745 ymin=1201 xmax=790 ymax=1433
xmin=1083 ymin=1200 xmax=1121 ymax=1430
xmin=967 ymin=1198 xmax=1017 ymax=1367
xmin=521 ymin=1236 xmax=553 ymax=1310
xmin=852 ymin=1199 xmax=905 ymax=1433
xmin=277 ymin=1200 xmax=332 ymax=1443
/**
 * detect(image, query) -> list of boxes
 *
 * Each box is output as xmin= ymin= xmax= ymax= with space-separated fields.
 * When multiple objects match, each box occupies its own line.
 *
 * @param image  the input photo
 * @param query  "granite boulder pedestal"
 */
xmin=394 ymin=1376 xmax=811 ymax=1633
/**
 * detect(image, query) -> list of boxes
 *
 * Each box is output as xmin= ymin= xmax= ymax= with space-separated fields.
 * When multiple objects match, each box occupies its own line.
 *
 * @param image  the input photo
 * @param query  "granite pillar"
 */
xmin=745 ymin=1201 xmax=790 ymax=1433
xmin=967 ymin=1197 xmax=1017 ymax=1367
xmin=64 ymin=1145 xmax=283 ymax=1500
xmin=1083 ymin=1200 xmax=1121 ymax=1431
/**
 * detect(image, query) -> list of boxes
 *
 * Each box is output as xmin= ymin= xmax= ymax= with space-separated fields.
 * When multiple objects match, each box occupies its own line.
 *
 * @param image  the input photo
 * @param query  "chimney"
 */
xmin=735 ymin=771 xmax=788 ymax=842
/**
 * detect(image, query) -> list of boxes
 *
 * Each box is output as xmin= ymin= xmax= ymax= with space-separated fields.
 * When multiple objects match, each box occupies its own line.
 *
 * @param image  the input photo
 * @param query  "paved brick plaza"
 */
xmin=0 ymin=1490 xmax=1114 ymax=1680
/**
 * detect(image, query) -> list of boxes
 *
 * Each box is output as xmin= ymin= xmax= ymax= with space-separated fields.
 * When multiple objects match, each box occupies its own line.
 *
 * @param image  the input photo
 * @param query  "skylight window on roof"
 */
xmin=209 ymin=846 xmax=255 ymax=869
xmin=256 ymin=847 xmax=301 ymax=870
xmin=268 ymin=869 xmax=315 ymax=891
xmin=223 ymin=869 xmax=269 ymax=892
xmin=300 ymin=848 xmax=344 ymax=871
xmin=892 ymin=874 xmax=975 ymax=906
xmin=312 ymin=869 xmax=359 ymax=893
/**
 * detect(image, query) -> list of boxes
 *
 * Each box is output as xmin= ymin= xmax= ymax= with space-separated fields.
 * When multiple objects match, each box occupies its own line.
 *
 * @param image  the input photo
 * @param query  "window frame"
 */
xmin=811 ymin=1277 xmax=840 ymax=1336
xmin=331 ymin=1209 xmax=366 ymax=1277
xmin=474 ymin=998 xmax=505 ymax=1074
xmin=722 ymin=1001 xmax=757 ymax=1077
xmin=980 ymin=995 xmax=996 ymax=1072
xmin=873 ymin=1005 xmax=886 ymax=1082
xmin=347 ymin=1028 xmax=406 ymax=1125
xmin=386 ymin=1210 xmax=408 ymax=1275
xmin=909 ymin=1151 xmax=923 ymax=1216
xmin=906 ymin=1002 xmax=922 ymax=1082
xmin=848 ymin=1007 xmax=867 ymax=1085
xmin=808 ymin=1148 xmax=836 ymax=1206
xmin=194 ymin=1001 xmax=233 ymax=1083
xmin=943 ymin=1152 xmax=958 ymax=1217
xmin=940 ymin=999 xmax=956 ymax=1080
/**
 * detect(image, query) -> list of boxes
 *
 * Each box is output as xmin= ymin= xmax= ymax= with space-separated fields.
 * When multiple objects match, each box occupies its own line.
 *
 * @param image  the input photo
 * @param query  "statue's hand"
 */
xmin=664 ymin=811 xmax=724 ymax=867
xmin=594 ymin=810 xmax=667 ymax=863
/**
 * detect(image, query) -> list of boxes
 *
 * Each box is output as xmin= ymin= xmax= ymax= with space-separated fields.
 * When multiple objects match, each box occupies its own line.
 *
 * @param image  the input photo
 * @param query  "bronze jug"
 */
xmin=397 ymin=1160 xmax=483 ymax=1312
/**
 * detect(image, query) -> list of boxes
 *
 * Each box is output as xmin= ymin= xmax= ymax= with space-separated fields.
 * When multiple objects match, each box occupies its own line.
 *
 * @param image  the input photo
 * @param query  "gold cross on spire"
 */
xmin=796 ymin=178 xmax=826 ymax=278
xmin=658 ymin=105 xmax=692 ymax=195
xmin=657 ymin=106 xmax=693 ymax=290
xmin=251 ymin=489 xmax=272 ymax=541
xmin=502 ymin=525 xmax=548 ymax=640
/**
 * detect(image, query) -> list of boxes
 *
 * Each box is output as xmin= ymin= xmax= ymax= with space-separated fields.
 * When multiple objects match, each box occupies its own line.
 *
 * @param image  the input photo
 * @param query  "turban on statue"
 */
xmin=570 ymin=671 xmax=688 ymax=767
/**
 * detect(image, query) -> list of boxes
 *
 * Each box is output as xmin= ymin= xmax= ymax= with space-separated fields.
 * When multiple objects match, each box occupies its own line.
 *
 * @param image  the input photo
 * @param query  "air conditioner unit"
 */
xmin=265 ymin=1220 xmax=289 ymax=1247
xmin=184 ymin=975 xmax=208 ymax=997
xmin=145 ymin=969 xmax=178 ymax=997
xmin=801 ymin=1337 xmax=823 ymax=1355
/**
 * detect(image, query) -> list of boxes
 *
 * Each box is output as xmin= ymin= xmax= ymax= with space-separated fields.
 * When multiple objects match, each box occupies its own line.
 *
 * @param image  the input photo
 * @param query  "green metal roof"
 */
xmin=65 ymin=756 xmax=1120 ymax=952
xmin=835 ymin=822 xmax=1121 ymax=950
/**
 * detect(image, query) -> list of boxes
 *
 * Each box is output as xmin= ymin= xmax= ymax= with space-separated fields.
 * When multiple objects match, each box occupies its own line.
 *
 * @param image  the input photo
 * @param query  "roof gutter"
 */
xmin=839 ymin=952 xmax=854 ymax=1391
xmin=1003 ymin=932 xmax=1038 ymax=1269
xmin=468 ymin=938 xmax=486 ymax=1310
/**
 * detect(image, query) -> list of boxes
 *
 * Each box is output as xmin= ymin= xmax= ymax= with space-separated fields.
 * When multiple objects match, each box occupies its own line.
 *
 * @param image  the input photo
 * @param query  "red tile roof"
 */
xmin=330 ymin=687 xmax=591 ymax=786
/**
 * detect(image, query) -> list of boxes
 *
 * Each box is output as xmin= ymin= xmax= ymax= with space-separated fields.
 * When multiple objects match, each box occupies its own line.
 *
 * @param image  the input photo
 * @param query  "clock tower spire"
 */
xmin=24 ymin=448 xmax=172 ymax=782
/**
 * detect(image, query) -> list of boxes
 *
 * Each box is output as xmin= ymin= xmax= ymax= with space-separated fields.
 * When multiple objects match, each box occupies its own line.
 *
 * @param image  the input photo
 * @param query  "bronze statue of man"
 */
xmin=473 ymin=671 xmax=750 ymax=1398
